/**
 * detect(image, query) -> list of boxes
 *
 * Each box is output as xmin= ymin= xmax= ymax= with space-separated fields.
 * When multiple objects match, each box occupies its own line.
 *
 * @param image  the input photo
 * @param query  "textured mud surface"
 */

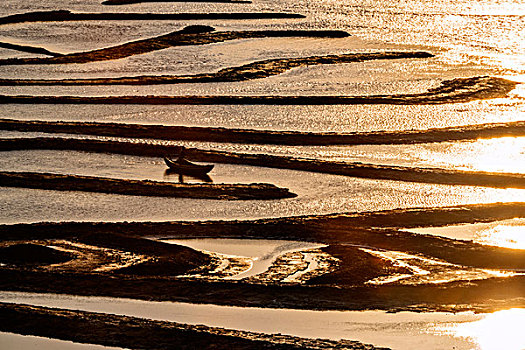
xmin=0 ymin=51 xmax=432 ymax=85
xmin=0 ymin=171 xmax=296 ymax=199
xmin=1 ymin=202 xmax=524 ymax=313
xmin=2 ymin=118 xmax=524 ymax=146
xmin=0 ymin=25 xmax=349 ymax=66
xmin=0 ymin=243 xmax=74 ymax=266
xmin=4 ymin=202 xmax=525 ymax=270
xmin=0 ymin=76 xmax=516 ymax=105
xmin=3 ymin=136 xmax=525 ymax=189
xmin=0 ymin=303 xmax=387 ymax=350
xmin=0 ymin=10 xmax=303 ymax=26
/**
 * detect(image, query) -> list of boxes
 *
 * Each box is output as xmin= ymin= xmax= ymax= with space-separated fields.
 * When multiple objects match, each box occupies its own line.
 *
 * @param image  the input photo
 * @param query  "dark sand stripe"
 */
xmin=0 ymin=304 xmax=385 ymax=349
xmin=0 ymin=51 xmax=433 ymax=85
xmin=0 ymin=77 xmax=516 ymax=105
xmin=1 ymin=118 xmax=523 ymax=146
xmin=0 ymin=10 xmax=303 ymax=26
xmin=0 ymin=171 xmax=296 ymax=200
xmin=2 ymin=202 xmax=525 ymax=270
xmin=0 ymin=25 xmax=349 ymax=66
xmin=0 ymin=42 xmax=62 ymax=57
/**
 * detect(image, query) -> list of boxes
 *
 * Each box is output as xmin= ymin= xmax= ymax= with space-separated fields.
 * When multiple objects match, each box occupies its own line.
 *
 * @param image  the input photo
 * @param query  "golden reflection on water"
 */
xmin=431 ymin=309 xmax=525 ymax=350
xmin=475 ymin=224 xmax=525 ymax=250
xmin=407 ymin=219 xmax=525 ymax=250
xmin=437 ymin=137 xmax=525 ymax=173
xmin=467 ymin=137 xmax=525 ymax=173
xmin=451 ymin=309 xmax=525 ymax=350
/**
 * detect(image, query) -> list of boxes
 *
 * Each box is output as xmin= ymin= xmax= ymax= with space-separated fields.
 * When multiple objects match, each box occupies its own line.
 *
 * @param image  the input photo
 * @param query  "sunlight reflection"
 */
xmin=404 ymin=137 xmax=525 ymax=174
xmin=475 ymin=224 xmax=525 ymax=249
xmin=453 ymin=137 xmax=525 ymax=173
xmin=449 ymin=309 xmax=525 ymax=350
xmin=406 ymin=218 xmax=525 ymax=250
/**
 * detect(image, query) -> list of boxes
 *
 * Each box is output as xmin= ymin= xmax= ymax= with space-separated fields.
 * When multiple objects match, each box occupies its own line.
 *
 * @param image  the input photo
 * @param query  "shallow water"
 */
xmin=1 ymin=0 xmax=523 ymax=74
xmin=0 ymin=0 xmax=523 ymax=137
xmin=161 ymin=238 xmax=325 ymax=279
xmin=361 ymin=248 xmax=517 ymax=285
xmin=1 ymin=291 xmax=524 ymax=350
xmin=1 ymin=164 xmax=524 ymax=224
xmin=198 ymin=136 xmax=525 ymax=174
xmin=0 ymin=61 xmax=441 ymax=97
xmin=406 ymin=218 xmax=525 ymax=250
xmin=2 ymin=100 xmax=523 ymax=133
xmin=1 ymin=148 xmax=525 ymax=224
xmin=159 ymin=238 xmax=518 ymax=284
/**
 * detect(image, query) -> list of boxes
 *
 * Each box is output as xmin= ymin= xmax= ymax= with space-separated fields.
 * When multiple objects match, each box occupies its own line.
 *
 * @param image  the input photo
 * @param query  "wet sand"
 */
xmin=3 ymin=201 xmax=525 ymax=269
xmin=0 ymin=42 xmax=62 ymax=57
xmin=1 ymin=202 xmax=524 ymax=314
xmin=1 ymin=0 xmax=524 ymax=347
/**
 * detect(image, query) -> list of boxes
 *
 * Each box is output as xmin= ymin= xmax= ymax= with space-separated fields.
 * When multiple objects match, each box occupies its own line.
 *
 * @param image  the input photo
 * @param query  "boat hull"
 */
xmin=163 ymin=157 xmax=214 ymax=176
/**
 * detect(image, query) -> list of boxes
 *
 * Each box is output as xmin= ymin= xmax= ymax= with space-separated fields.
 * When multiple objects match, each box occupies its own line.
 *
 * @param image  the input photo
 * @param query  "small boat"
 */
xmin=163 ymin=156 xmax=214 ymax=176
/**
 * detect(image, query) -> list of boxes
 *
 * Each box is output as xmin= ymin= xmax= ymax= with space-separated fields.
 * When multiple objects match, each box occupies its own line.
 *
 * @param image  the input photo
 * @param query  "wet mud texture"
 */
xmin=103 ymin=0 xmax=252 ymax=4
xmin=0 ymin=233 xmax=214 ymax=276
xmin=0 ymin=10 xmax=304 ymax=26
xmin=0 ymin=304 xmax=387 ymax=350
xmin=0 ymin=171 xmax=296 ymax=199
xmin=0 ymin=25 xmax=349 ymax=66
xmin=3 ymin=202 xmax=525 ymax=270
xmin=3 ymin=137 xmax=525 ymax=189
xmin=0 ymin=51 xmax=432 ymax=85
xmin=1 ymin=202 xmax=525 ymax=312
xmin=0 ymin=76 xmax=516 ymax=105
xmin=0 ymin=244 xmax=73 ymax=266
xmin=1 ymin=268 xmax=524 ymax=313
xmin=2 ymin=118 xmax=524 ymax=146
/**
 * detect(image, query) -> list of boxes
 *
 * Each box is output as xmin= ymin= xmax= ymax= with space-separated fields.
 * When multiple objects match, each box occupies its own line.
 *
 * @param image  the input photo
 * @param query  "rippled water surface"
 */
xmin=406 ymin=218 xmax=525 ymax=250
xmin=1 ymin=150 xmax=525 ymax=223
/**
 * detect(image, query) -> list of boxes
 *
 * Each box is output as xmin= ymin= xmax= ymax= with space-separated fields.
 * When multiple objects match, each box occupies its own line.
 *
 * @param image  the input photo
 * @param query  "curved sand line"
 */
xmin=1 ymin=118 xmax=524 ymax=146
xmin=2 ymin=265 xmax=523 ymax=313
xmin=0 ymin=25 xmax=349 ymax=66
xmin=1 ymin=202 xmax=524 ymax=313
xmin=0 ymin=76 xmax=515 ymax=105
xmin=0 ymin=10 xmax=304 ymax=26
xmin=2 ymin=136 xmax=525 ymax=189
xmin=0 ymin=42 xmax=62 ymax=57
xmin=4 ymin=203 xmax=524 ymax=269
xmin=0 ymin=171 xmax=296 ymax=200
xmin=0 ymin=51 xmax=433 ymax=85
xmin=0 ymin=304 xmax=386 ymax=350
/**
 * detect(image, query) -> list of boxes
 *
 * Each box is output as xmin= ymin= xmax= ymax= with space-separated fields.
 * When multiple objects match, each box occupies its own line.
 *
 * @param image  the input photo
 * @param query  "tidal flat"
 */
xmin=1 ymin=0 xmax=524 ymax=349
